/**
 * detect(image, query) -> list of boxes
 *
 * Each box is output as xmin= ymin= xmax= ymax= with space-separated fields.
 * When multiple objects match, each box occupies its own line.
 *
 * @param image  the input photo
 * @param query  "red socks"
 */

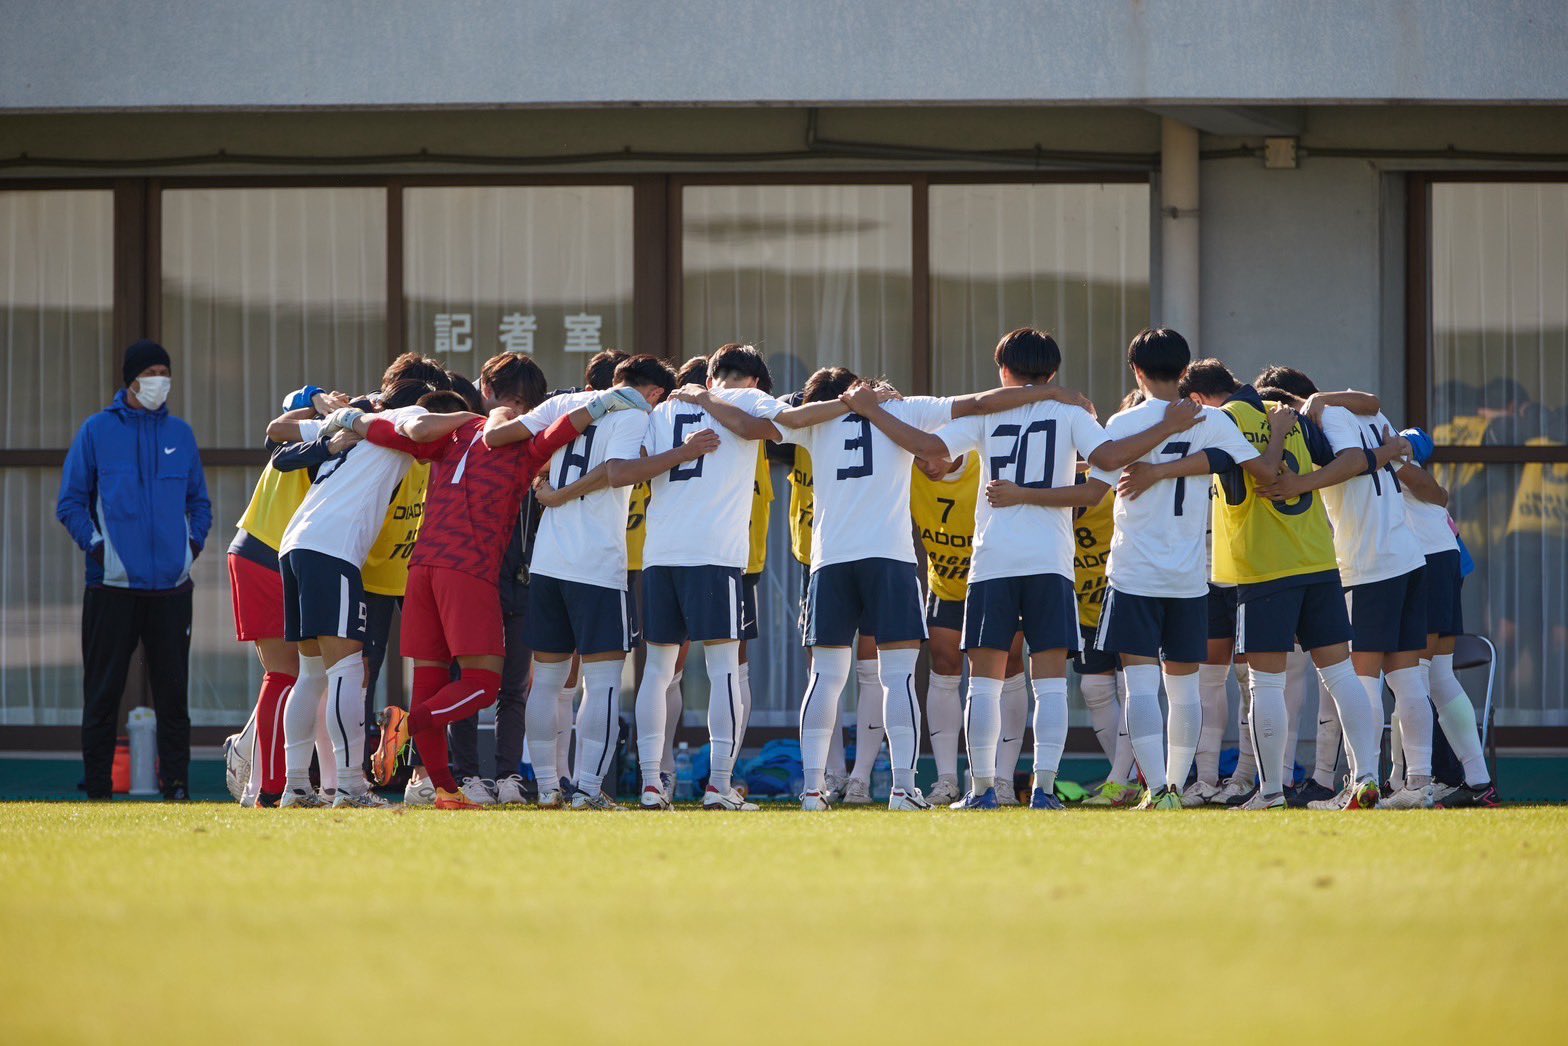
xmin=409 ymin=667 xmax=501 ymax=794
xmin=256 ymin=671 xmax=296 ymax=795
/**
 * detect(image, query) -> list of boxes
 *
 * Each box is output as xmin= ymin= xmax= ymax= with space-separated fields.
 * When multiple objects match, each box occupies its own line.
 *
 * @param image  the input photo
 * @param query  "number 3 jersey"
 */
xmin=1089 ymin=396 xmax=1259 ymax=599
xmin=640 ymin=386 xmax=787 ymax=569
xmin=793 ymin=396 xmax=954 ymax=570
xmin=937 ymin=399 xmax=1107 ymax=585
xmin=522 ymin=389 xmax=650 ymax=591
xmin=1317 ymin=406 xmax=1426 ymax=587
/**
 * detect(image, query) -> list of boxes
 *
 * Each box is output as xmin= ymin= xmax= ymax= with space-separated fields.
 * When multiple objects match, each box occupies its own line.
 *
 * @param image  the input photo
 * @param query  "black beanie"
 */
xmin=122 ymin=339 xmax=172 ymax=386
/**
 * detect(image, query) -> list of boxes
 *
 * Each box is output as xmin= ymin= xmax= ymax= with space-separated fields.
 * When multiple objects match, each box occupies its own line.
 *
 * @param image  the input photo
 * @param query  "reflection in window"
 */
xmin=404 ymin=186 xmax=634 ymax=392
xmin=931 ymin=183 xmax=1150 ymax=420
xmin=0 ymin=190 xmax=115 ymax=449
xmin=162 ymin=188 xmax=388 ymax=447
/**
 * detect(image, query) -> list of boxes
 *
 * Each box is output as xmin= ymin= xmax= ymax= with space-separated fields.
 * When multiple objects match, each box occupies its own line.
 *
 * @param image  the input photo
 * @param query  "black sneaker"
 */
xmin=1287 ymin=778 xmax=1337 ymax=808
xmin=163 ymin=783 xmax=190 ymax=802
xmin=257 ymin=791 xmax=282 ymax=808
xmin=1223 ymin=784 xmax=1257 ymax=808
xmin=1436 ymin=782 xmax=1499 ymax=808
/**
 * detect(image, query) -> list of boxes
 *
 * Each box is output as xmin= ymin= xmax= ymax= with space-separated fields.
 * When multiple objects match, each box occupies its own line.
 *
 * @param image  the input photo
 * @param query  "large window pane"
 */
xmin=161 ymin=188 xmax=387 ymax=447
xmin=404 ymin=186 xmax=634 ymax=390
xmin=1431 ymin=183 xmax=1568 ymax=444
xmin=931 ymin=183 xmax=1150 ymax=419
xmin=0 ymin=190 xmax=114 ymax=449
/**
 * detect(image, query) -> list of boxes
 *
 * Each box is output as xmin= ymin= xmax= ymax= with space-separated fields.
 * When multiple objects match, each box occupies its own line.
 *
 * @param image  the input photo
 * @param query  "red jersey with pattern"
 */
xmin=365 ymin=413 xmax=580 ymax=583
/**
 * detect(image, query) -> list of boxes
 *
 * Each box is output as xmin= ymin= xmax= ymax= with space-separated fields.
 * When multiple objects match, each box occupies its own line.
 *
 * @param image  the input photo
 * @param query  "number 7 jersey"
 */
xmin=936 ymin=399 xmax=1108 ymax=584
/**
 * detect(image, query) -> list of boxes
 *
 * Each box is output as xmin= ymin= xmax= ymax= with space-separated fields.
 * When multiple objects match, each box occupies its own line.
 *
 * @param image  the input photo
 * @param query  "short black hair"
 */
xmin=614 ymin=354 xmax=676 ymax=396
xmin=416 ymin=390 xmax=473 ymax=414
xmin=584 ymin=349 xmax=630 ymax=392
xmin=1256 ymin=386 xmax=1301 ymax=407
xmin=1126 ymin=328 xmax=1190 ymax=383
xmin=994 ymin=328 xmax=1061 ymax=383
xmin=675 ymin=355 xmax=709 ymax=388
xmin=445 ymin=371 xmax=484 ymax=414
xmin=1177 ymin=358 xmax=1240 ymax=400
xmin=383 ymin=352 xmax=449 ymax=394
xmin=708 ymin=342 xmax=773 ymax=390
xmin=382 ymin=378 xmax=439 ymax=410
xmin=1483 ymin=378 xmax=1529 ymax=411
xmin=1255 ymin=365 xmax=1318 ymax=400
xmin=479 ymin=352 xmax=548 ymax=411
xmin=1119 ymin=388 xmax=1146 ymax=411
xmin=802 ymin=367 xmax=858 ymax=404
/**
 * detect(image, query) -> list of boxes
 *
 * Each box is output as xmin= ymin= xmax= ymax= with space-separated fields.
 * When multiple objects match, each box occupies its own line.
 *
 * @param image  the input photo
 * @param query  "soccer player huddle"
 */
xmin=224 ymin=326 xmax=1498 ymax=813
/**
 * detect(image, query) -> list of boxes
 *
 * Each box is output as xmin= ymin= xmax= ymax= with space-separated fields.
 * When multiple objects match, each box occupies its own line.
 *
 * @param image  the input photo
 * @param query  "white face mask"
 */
xmin=134 ymin=376 xmax=171 ymax=410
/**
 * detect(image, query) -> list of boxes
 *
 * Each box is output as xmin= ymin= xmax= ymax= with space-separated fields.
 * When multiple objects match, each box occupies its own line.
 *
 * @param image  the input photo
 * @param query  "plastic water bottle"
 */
xmin=871 ymin=748 xmax=892 ymax=802
xmin=674 ymin=742 xmax=697 ymax=801
xmin=127 ymin=706 xmax=159 ymax=796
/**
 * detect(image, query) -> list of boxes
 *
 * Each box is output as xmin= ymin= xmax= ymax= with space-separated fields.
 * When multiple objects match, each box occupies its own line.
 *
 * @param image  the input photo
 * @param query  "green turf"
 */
xmin=2 ymin=804 xmax=1564 ymax=1044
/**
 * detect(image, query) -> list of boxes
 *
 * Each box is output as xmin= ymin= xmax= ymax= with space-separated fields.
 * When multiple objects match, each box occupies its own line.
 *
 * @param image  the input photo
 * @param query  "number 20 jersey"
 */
xmin=937 ymin=399 xmax=1107 ymax=585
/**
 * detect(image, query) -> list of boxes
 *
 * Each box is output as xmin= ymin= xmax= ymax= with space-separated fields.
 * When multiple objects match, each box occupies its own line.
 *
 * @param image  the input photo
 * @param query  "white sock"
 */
xmin=735 ymin=661 xmax=753 ymax=755
xmin=1281 ymin=650 xmax=1312 ymax=783
xmin=1429 ymin=653 xmax=1490 ymax=787
xmin=1317 ymin=657 xmax=1377 ymax=782
xmin=1385 ymin=665 xmax=1433 ymax=786
xmin=1080 ymin=673 xmax=1120 ymax=763
xmin=574 ymin=660 xmax=624 ymax=795
xmin=662 ymin=670 xmax=683 ymax=773
xmin=239 ymin=698 xmax=262 ymax=802
xmin=1195 ymin=663 xmax=1231 ymax=785
xmin=556 ymin=681 xmax=576 ymax=781
xmin=705 ymin=643 xmax=743 ymax=792
xmin=851 ymin=658 xmax=884 ymax=780
xmin=283 ymin=654 xmax=326 ymax=791
xmin=878 ymin=648 xmax=922 ymax=792
xmin=998 ymin=673 xmax=1029 ymax=785
xmin=1122 ymin=663 xmax=1166 ymax=791
xmin=324 ymin=656 xmax=367 ymax=793
xmin=827 ymin=698 xmax=847 ymax=777
xmin=1110 ymin=671 xmax=1136 ymax=784
xmin=1247 ymin=669 xmax=1289 ymax=797
xmin=1030 ymin=676 xmax=1069 ymax=789
xmin=964 ymin=676 xmax=1003 ymax=787
xmin=1313 ymin=696 xmax=1343 ymax=788
xmin=635 ymin=644 xmax=680 ymax=788
xmin=1357 ymin=673 xmax=1387 ymax=784
xmin=926 ymin=672 xmax=964 ymax=779
xmin=1163 ymin=670 xmax=1201 ymax=791
xmin=526 ymin=660 xmax=573 ymax=790
xmin=1389 ymin=711 xmax=1406 ymax=790
xmin=800 ymin=648 xmax=853 ymax=792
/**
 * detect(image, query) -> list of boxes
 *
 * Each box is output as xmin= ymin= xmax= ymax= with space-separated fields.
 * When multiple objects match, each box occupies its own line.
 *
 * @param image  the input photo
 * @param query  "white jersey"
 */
xmin=938 ymin=399 xmax=1108 ymax=584
xmin=278 ymin=405 xmax=425 ymax=567
xmin=793 ymin=396 xmax=954 ymax=570
xmin=1403 ymin=485 xmax=1460 ymax=556
xmin=1089 ymin=398 xmax=1258 ymax=599
xmin=1318 ymin=407 xmax=1428 ymax=586
xmin=523 ymin=390 xmax=649 ymax=590
xmin=642 ymin=387 xmax=786 ymax=569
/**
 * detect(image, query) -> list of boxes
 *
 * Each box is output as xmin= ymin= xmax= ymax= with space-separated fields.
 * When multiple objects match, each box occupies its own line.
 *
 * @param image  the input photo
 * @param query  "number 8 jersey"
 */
xmin=936 ymin=399 xmax=1108 ymax=584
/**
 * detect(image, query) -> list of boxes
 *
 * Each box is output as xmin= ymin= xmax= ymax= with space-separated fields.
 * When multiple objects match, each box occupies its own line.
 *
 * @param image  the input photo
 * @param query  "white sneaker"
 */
xmin=493 ymin=774 xmax=531 ymax=806
xmin=1432 ymin=782 xmax=1460 ymax=805
xmin=995 ymin=778 xmax=1021 ymax=807
xmin=571 ymin=789 xmax=622 ymax=811
xmin=332 ymin=788 xmax=392 ymax=808
xmin=1378 ymin=783 xmax=1435 ymax=810
xmin=403 ymin=768 xmax=436 ymax=807
xmin=801 ymin=789 xmax=831 ymax=811
xmin=1182 ymin=780 xmax=1222 ymax=808
xmin=888 ymin=787 xmax=933 ymax=811
xmin=279 ymin=787 xmax=329 ymax=809
xmin=1214 ymin=777 xmax=1253 ymax=806
xmin=460 ymin=776 xmax=498 ymax=806
xmin=639 ymin=784 xmax=673 ymax=810
xmin=703 ymin=786 xmax=760 ymax=811
xmin=222 ymin=733 xmax=249 ymax=803
xmin=925 ymin=776 xmax=963 ymax=805
xmin=536 ymin=788 xmax=564 ymax=809
xmin=1234 ymin=789 xmax=1286 ymax=811
xmin=840 ymin=777 xmax=873 ymax=805
xmin=824 ymin=771 xmax=848 ymax=803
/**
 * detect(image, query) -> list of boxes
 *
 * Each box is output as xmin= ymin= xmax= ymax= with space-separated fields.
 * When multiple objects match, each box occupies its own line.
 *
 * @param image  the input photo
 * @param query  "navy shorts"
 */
xmin=641 ymin=564 xmax=746 ymax=645
xmin=1424 ymin=551 xmax=1464 ymax=638
xmin=962 ymin=573 xmax=1078 ymax=654
xmin=741 ymin=573 xmax=761 ymax=641
xmin=280 ymin=548 xmax=367 ymax=644
xmin=524 ymin=572 xmax=634 ymax=657
xmin=1346 ymin=566 xmax=1428 ymax=653
xmin=925 ymin=589 xmax=965 ymax=632
xmin=804 ymin=558 xmax=925 ymax=647
xmin=1236 ymin=574 xmax=1352 ymax=655
xmin=1073 ymin=622 xmax=1119 ymax=675
xmin=1095 ymin=589 xmax=1208 ymax=664
xmin=1207 ymin=584 xmax=1238 ymax=641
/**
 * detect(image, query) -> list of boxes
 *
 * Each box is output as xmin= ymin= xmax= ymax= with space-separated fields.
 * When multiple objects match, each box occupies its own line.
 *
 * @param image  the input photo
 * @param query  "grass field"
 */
xmin=2 ymin=804 xmax=1565 ymax=1045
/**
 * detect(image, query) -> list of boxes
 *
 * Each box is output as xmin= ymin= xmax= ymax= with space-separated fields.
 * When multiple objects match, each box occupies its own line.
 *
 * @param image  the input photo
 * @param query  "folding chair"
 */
xmin=1451 ymin=633 xmax=1498 ymax=784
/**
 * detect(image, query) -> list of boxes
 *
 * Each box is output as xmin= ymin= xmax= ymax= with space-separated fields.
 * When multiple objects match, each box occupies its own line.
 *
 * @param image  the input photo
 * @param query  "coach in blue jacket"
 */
xmin=57 ymin=340 xmax=212 ymax=800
